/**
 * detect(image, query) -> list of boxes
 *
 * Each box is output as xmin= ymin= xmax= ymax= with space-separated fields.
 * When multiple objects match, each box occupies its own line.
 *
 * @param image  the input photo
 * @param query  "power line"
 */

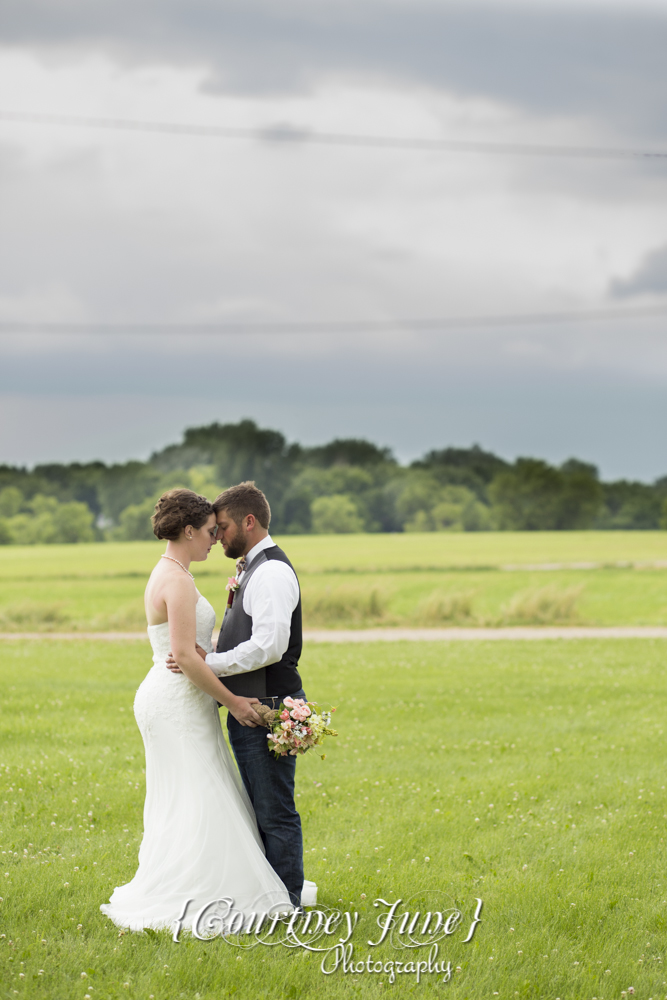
xmin=1 ymin=305 xmax=665 ymax=337
xmin=1 ymin=110 xmax=666 ymax=161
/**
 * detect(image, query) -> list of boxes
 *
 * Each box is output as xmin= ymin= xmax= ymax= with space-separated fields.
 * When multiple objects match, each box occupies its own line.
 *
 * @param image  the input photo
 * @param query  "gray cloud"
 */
xmin=2 ymin=0 xmax=667 ymax=479
xmin=612 ymin=243 xmax=667 ymax=296
xmin=1 ymin=1 xmax=667 ymax=137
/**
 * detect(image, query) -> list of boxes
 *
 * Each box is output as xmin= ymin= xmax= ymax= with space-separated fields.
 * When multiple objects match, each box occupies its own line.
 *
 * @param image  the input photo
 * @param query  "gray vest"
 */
xmin=216 ymin=545 xmax=303 ymax=699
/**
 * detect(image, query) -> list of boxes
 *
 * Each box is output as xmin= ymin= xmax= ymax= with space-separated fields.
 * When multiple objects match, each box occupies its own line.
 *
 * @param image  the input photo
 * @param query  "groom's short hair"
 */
xmin=213 ymin=481 xmax=271 ymax=529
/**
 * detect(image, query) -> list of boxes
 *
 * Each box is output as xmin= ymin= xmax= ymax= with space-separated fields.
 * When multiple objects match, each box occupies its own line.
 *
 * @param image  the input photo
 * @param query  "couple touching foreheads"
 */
xmin=101 ymin=481 xmax=316 ymax=932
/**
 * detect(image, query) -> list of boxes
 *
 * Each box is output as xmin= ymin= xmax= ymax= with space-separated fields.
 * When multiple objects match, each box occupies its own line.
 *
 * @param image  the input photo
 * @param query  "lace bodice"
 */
xmin=147 ymin=595 xmax=216 ymax=662
xmin=136 ymin=595 xmax=219 ymax=741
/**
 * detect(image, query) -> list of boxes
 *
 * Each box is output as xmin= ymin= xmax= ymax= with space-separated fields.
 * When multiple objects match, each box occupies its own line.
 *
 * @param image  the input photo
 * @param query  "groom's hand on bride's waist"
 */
xmin=165 ymin=644 xmax=207 ymax=673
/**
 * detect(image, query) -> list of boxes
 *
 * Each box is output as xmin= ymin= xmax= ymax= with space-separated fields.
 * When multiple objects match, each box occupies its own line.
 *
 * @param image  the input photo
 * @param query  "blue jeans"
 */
xmin=226 ymin=688 xmax=305 ymax=906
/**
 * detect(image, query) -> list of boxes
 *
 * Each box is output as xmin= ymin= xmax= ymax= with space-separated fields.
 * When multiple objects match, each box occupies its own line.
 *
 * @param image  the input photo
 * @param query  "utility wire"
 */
xmin=1 ymin=305 xmax=666 ymax=337
xmin=1 ymin=110 xmax=666 ymax=161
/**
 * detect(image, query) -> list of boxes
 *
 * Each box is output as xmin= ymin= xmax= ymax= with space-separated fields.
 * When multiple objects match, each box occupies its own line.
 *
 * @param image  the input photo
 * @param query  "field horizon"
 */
xmin=1 ymin=533 xmax=666 ymax=634
xmin=2 ymin=530 xmax=667 ymax=578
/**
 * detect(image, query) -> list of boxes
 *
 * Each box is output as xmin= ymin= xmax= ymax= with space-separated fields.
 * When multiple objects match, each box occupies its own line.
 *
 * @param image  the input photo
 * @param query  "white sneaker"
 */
xmin=301 ymin=880 xmax=318 ymax=907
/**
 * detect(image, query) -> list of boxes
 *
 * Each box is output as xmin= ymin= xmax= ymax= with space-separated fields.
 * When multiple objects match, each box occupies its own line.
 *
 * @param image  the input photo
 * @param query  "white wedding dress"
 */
xmin=100 ymin=595 xmax=291 ymax=932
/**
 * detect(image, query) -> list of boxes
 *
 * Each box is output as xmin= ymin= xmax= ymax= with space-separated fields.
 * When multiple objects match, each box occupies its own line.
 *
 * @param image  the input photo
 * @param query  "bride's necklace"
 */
xmin=161 ymin=554 xmax=195 ymax=580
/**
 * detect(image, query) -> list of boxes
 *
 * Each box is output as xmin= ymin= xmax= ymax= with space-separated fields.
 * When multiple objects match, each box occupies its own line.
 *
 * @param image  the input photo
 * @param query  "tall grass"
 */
xmin=417 ymin=590 xmax=475 ymax=624
xmin=0 ymin=602 xmax=70 ymax=631
xmin=304 ymin=585 xmax=389 ymax=625
xmin=501 ymin=584 xmax=583 ymax=625
xmin=87 ymin=603 xmax=147 ymax=632
xmin=415 ymin=585 xmax=583 ymax=627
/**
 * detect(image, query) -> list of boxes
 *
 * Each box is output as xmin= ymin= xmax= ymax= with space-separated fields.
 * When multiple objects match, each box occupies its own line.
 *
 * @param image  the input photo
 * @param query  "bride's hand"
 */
xmin=229 ymin=697 xmax=263 ymax=728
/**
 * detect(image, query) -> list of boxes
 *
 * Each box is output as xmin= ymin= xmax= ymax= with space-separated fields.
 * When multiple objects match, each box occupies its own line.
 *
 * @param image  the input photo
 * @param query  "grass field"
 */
xmin=2 ymin=637 xmax=667 ymax=998
xmin=2 ymin=532 xmax=667 ymax=578
xmin=1 ymin=534 xmax=666 ymax=631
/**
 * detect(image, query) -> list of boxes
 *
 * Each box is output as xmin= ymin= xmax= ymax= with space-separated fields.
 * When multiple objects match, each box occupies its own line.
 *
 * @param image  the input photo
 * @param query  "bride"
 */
xmin=100 ymin=489 xmax=291 ymax=931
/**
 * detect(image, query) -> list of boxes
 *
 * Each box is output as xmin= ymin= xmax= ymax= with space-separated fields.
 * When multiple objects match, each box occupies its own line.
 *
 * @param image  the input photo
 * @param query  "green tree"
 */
xmin=411 ymin=445 xmax=509 ymax=501
xmin=98 ymin=462 xmax=162 ymax=524
xmin=311 ymin=495 xmax=364 ymax=534
xmin=489 ymin=458 xmax=602 ymax=530
xmin=0 ymin=486 xmax=23 ymax=518
xmin=559 ymin=460 xmax=603 ymax=529
xmin=489 ymin=459 xmax=565 ymax=530
xmin=404 ymin=510 xmax=433 ymax=532
xmin=401 ymin=483 xmax=491 ymax=532
xmin=279 ymin=466 xmax=379 ymax=533
xmin=29 ymin=494 xmax=59 ymax=516
xmin=115 ymin=496 xmax=161 ymax=541
xmin=29 ymin=512 xmax=58 ymax=544
xmin=152 ymin=420 xmax=297 ymax=523
xmin=302 ymin=438 xmax=395 ymax=468
xmin=431 ymin=486 xmax=490 ymax=532
xmin=599 ymin=480 xmax=663 ymax=529
xmin=22 ymin=494 xmax=59 ymax=543
xmin=279 ymin=486 xmax=314 ymax=534
xmin=32 ymin=461 xmax=106 ymax=515
xmin=460 ymin=497 xmax=492 ymax=531
xmin=53 ymin=502 xmax=95 ymax=543
xmin=393 ymin=472 xmax=441 ymax=528
xmin=186 ymin=465 xmax=224 ymax=501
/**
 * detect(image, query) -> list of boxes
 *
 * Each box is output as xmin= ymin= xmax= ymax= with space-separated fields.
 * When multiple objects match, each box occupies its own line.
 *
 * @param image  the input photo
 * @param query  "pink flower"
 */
xmin=225 ymin=577 xmax=240 ymax=592
xmin=289 ymin=700 xmax=312 ymax=721
xmin=280 ymin=710 xmax=290 ymax=721
xmin=283 ymin=696 xmax=295 ymax=708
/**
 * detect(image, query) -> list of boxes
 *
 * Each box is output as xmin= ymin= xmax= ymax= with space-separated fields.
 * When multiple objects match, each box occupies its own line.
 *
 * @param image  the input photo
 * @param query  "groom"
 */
xmin=168 ymin=481 xmax=313 ymax=908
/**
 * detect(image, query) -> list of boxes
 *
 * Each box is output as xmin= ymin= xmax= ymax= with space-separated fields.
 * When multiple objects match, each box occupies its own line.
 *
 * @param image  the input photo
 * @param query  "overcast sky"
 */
xmin=1 ymin=0 xmax=666 ymax=479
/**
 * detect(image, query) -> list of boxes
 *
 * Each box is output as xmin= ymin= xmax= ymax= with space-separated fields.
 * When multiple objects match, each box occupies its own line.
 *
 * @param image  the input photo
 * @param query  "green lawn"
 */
xmin=1 ymin=638 xmax=667 ymax=997
xmin=1 ymin=535 xmax=667 ymax=630
xmin=2 ymin=531 xmax=667 ymax=578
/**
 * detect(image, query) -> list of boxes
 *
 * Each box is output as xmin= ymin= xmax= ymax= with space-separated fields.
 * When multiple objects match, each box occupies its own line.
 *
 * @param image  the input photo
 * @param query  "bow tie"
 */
xmin=236 ymin=556 xmax=247 ymax=575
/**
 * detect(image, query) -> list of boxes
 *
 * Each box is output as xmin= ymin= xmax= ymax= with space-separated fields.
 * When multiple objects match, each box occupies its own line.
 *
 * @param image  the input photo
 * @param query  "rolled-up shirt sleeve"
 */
xmin=204 ymin=560 xmax=299 ymax=677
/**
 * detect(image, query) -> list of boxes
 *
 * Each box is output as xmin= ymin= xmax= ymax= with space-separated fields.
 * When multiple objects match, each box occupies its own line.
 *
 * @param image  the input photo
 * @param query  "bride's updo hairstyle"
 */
xmin=151 ymin=489 xmax=214 ymax=541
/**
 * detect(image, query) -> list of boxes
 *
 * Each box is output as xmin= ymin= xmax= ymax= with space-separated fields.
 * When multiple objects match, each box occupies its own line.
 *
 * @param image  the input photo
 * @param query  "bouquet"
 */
xmin=255 ymin=697 xmax=338 ymax=759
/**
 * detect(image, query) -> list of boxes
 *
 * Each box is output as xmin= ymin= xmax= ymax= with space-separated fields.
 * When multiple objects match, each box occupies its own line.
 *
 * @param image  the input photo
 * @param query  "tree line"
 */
xmin=0 ymin=419 xmax=666 ymax=543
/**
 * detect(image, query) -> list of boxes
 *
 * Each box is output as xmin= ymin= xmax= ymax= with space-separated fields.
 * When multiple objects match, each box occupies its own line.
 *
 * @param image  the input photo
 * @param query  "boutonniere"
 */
xmin=225 ymin=576 xmax=240 ymax=607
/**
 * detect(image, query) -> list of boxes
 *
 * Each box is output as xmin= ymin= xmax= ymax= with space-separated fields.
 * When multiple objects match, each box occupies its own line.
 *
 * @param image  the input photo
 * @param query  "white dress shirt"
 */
xmin=205 ymin=534 xmax=299 ymax=678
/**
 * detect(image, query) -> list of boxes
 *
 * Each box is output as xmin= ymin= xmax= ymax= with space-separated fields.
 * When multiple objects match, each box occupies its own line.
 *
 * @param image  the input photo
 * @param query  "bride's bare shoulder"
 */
xmin=145 ymin=560 xmax=195 ymax=625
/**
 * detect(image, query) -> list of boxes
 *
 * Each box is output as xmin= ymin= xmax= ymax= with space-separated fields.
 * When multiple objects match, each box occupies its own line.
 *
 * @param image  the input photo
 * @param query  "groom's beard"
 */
xmin=223 ymin=525 xmax=248 ymax=561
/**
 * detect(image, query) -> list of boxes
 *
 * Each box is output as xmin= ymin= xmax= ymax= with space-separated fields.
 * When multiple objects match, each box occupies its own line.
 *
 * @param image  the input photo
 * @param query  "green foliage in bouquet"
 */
xmin=256 ymin=698 xmax=338 ymax=759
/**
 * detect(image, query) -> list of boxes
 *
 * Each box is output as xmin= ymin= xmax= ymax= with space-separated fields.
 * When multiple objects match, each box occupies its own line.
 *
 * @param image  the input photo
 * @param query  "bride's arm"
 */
xmin=165 ymin=576 xmax=262 ymax=728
